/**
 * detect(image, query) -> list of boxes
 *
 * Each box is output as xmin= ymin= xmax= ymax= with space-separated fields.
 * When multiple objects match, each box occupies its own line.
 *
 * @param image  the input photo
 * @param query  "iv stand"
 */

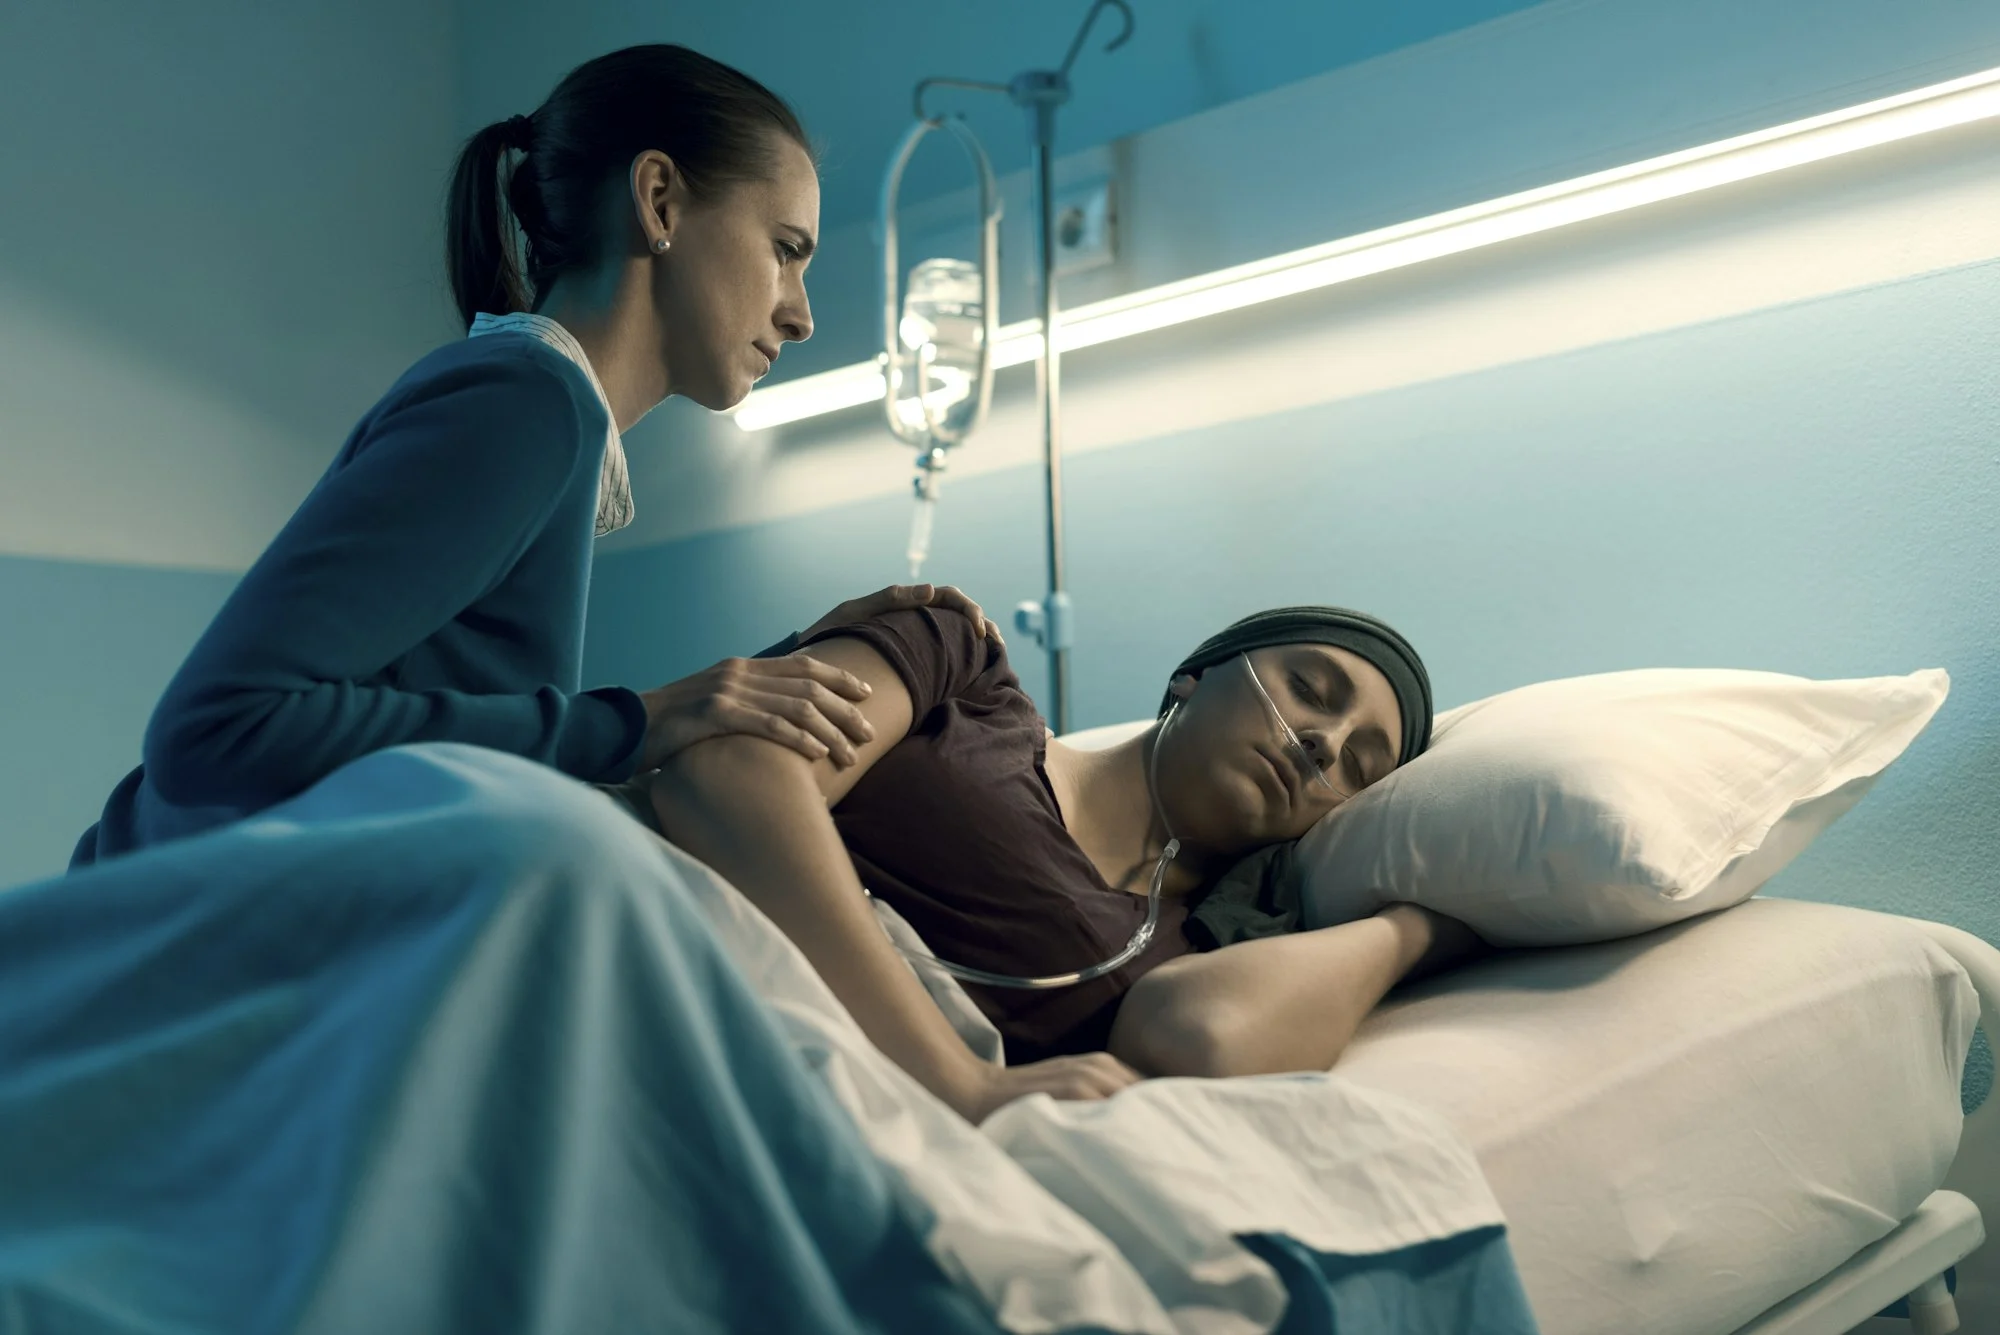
xmin=912 ymin=0 xmax=1134 ymax=736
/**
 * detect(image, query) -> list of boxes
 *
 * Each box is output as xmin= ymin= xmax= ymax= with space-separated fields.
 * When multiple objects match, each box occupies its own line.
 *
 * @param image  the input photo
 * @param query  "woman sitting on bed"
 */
xmin=623 ymin=602 xmax=1484 ymax=1124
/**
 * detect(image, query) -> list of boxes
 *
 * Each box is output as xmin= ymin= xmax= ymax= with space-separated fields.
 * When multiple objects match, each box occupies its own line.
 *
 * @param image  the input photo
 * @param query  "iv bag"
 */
xmin=897 ymin=258 xmax=984 ymax=435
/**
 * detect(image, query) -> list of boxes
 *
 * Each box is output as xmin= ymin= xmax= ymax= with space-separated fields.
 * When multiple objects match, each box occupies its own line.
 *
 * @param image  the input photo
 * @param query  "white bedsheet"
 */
xmin=667 ymin=833 xmax=1511 ymax=1335
xmin=1331 ymin=897 xmax=1976 ymax=1335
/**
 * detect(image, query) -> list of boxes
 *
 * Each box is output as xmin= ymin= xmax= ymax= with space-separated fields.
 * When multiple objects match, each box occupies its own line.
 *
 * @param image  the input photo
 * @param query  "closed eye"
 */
xmin=1289 ymin=671 xmax=1322 ymax=711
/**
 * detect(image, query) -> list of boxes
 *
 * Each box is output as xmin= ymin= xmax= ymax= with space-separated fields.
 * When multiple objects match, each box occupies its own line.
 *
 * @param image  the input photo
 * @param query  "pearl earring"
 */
xmin=653 ymin=238 xmax=671 ymax=253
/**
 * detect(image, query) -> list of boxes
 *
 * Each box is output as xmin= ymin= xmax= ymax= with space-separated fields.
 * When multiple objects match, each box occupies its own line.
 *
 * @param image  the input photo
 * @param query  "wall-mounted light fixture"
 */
xmin=732 ymin=62 xmax=2000 ymax=434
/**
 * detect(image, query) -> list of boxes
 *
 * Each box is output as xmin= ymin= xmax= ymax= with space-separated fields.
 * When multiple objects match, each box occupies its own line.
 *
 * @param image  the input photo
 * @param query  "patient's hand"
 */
xmin=959 ymin=1051 xmax=1144 ymax=1123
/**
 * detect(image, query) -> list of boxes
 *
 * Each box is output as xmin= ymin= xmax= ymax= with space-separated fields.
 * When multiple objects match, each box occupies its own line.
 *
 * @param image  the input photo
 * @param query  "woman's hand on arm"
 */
xmin=1107 ymin=903 xmax=1487 ymax=1080
xmin=636 ymin=654 xmax=881 ymax=773
xmin=645 ymin=584 xmax=1003 ymax=775
xmin=640 ymin=632 xmax=1141 ymax=1122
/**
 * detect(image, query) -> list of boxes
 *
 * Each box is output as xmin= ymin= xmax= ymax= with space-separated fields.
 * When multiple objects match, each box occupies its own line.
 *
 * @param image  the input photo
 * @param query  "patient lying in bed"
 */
xmin=619 ymin=603 xmax=1484 ymax=1124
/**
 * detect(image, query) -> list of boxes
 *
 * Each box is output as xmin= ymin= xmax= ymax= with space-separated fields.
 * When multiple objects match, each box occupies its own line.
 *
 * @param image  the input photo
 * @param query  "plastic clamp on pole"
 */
xmin=1013 ymin=600 xmax=1047 ymax=648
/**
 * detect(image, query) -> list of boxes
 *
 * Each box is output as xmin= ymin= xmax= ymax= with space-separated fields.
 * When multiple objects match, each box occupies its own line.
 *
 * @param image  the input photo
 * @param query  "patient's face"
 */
xmin=1154 ymin=644 xmax=1402 ymax=856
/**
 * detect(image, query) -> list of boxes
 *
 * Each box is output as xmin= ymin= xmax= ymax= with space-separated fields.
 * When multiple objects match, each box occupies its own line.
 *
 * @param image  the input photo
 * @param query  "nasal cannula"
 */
xmin=870 ymin=653 xmax=1332 ymax=990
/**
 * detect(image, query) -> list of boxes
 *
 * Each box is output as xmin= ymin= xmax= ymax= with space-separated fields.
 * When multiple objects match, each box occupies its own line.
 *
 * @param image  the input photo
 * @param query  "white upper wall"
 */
xmin=0 ymin=0 xmax=462 ymax=571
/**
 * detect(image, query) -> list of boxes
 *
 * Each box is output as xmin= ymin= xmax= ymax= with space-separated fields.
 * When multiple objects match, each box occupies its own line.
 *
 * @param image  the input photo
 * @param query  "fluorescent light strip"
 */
xmin=734 ymin=62 xmax=2000 ymax=432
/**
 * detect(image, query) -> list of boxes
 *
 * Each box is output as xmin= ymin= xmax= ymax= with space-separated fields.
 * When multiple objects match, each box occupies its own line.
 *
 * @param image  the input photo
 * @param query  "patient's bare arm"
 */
xmin=641 ymin=632 xmax=1142 ymax=1123
xmin=1107 ymin=904 xmax=1487 ymax=1079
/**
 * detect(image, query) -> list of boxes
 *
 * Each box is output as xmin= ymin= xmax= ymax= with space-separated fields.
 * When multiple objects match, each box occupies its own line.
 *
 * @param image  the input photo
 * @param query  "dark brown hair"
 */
xmin=445 ymin=44 xmax=811 ymax=328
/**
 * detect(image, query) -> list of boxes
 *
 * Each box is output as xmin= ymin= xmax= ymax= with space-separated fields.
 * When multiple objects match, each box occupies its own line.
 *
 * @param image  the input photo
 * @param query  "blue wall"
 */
xmin=0 ymin=0 xmax=1547 ymax=888
xmin=458 ymin=0 xmax=1549 ymax=242
xmin=0 ymin=557 xmax=237 ymax=887
xmin=0 ymin=0 xmax=459 ymax=571
xmin=587 ymin=257 xmax=2000 ymax=945
xmin=570 ymin=0 xmax=2000 ymax=967
xmin=7 ymin=0 xmax=1996 ymax=932
xmin=463 ymin=0 xmax=2000 ymax=397
xmin=0 ymin=0 xmax=458 ymax=884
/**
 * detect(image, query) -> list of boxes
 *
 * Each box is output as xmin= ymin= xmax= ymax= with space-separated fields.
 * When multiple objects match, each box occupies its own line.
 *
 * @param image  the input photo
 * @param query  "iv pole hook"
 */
xmin=1059 ymin=0 xmax=1135 ymax=76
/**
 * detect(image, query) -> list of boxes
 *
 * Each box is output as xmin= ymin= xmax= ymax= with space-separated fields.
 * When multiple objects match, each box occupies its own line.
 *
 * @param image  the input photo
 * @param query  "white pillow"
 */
xmin=1295 ymin=668 xmax=1949 ymax=947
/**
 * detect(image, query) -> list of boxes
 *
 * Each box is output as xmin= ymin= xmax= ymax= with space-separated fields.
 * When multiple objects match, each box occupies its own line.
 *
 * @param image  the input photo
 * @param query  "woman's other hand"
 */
xmin=954 ymin=1051 xmax=1145 ymax=1124
xmin=638 ymin=655 xmax=877 ymax=771
xmin=801 ymin=583 xmax=1003 ymax=646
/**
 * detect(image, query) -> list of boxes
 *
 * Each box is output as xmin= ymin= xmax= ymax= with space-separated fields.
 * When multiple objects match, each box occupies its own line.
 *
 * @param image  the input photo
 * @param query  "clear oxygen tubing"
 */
xmin=1239 ymin=653 xmax=1341 ymax=797
xmin=867 ymin=651 xmax=1334 ymax=991
xmin=870 ymin=695 xmax=1183 ymax=991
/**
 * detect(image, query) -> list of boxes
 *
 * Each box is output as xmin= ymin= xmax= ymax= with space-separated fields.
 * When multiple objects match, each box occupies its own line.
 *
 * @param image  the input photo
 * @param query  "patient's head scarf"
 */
xmin=1160 ymin=605 xmax=1434 ymax=765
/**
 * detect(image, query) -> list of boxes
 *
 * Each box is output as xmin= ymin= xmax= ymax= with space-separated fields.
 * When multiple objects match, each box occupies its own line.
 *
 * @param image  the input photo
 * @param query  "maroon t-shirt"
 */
xmin=800 ymin=608 xmax=1199 ymax=1064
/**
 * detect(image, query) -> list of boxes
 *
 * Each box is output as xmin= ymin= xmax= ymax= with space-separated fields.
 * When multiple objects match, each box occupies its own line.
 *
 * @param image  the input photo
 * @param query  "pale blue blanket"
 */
xmin=0 ymin=744 xmax=1538 ymax=1334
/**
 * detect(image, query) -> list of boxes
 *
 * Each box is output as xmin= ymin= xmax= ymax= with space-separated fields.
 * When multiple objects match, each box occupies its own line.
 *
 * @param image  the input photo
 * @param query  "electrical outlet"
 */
xmin=1052 ymin=177 xmax=1115 ymax=276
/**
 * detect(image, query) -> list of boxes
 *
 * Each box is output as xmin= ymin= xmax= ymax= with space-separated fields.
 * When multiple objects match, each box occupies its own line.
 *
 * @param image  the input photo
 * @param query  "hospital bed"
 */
xmin=1330 ymin=895 xmax=1992 ymax=1335
xmin=1049 ymin=701 xmax=1989 ymax=1335
xmin=2 ymin=742 xmax=1984 ymax=1335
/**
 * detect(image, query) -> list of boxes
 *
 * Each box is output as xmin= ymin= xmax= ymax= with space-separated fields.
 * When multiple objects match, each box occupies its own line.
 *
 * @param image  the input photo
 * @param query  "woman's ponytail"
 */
xmin=445 ymin=120 xmax=533 ymax=329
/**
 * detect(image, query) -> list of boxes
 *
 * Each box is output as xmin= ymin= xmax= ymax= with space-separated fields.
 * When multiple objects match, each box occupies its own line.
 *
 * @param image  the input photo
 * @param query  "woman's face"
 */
xmin=1153 ymin=644 xmax=1404 ymax=856
xmin=650 ymin=133 xmax=819 ymax=411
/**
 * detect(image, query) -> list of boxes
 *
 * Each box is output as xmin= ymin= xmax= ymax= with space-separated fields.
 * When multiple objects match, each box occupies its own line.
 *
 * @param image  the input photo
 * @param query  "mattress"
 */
xmin=1330 ymin=897 xmax=1976 ymax=1335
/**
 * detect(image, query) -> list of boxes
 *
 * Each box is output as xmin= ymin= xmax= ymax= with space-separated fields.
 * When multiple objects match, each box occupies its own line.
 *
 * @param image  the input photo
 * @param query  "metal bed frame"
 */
xmin=1726 ymin=917 xmax=1999 ymax=1335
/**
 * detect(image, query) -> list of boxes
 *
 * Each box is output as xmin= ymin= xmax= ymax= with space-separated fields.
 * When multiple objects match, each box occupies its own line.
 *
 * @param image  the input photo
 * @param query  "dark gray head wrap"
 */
xmin=1159 ymin=605 xmax=1433 ymax=765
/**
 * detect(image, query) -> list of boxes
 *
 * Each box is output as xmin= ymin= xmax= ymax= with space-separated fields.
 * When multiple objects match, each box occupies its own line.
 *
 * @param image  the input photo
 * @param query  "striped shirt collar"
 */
xmin=467 ymin=311 xmax=633 ymax=538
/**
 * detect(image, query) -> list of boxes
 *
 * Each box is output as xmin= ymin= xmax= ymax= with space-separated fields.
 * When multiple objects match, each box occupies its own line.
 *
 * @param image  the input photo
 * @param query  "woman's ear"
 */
xmin=1168 ymin=671 xmax=1199 ymax=702
xmin=629 ymin=149 xmax=685 ymax=251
